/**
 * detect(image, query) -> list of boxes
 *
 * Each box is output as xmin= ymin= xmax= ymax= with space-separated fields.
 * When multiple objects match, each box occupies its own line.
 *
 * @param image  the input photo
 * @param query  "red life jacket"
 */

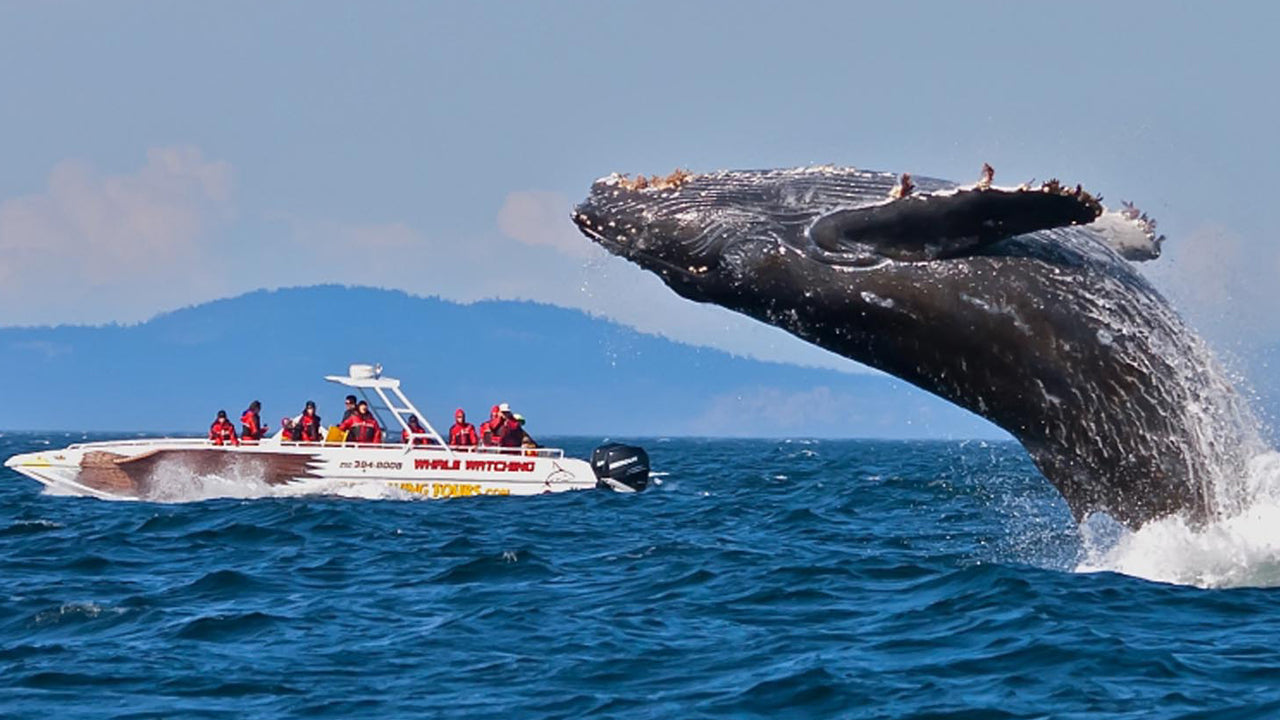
xmin=499 ymin=424 xmax=523 ymax=448
xmin=240 ymin=410 xmax=263 ymax=440
xmin=480 ymin=419 xmax=506 ymax=446
xmin=341 ymin=412 xmax=381 ymax=444
xmin=449 ymin=422 xmax=478 ymax=447
xmin=297 ymin=413 xmax=322 ymax=442
xmin=209 ymin=419 xmax=239 ymax=446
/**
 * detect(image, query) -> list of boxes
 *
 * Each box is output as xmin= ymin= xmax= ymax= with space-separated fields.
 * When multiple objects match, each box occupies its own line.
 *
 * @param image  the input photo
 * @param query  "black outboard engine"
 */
xmin=591 ymin=443 xmax=650 ymax=493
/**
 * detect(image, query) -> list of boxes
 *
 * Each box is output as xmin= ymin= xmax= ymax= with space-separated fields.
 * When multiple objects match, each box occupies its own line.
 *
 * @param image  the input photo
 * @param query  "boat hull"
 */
xmin=4 ymin=439 xmax=602 ymax=501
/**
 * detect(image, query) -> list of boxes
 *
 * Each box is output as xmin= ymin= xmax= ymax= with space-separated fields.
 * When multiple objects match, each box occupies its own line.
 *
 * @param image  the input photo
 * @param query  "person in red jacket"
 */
xmin=280 ymin=417 xmax=297 ymax=442
xmin=511 ymin=413 xmax=538 ymax=451
xmin=448 ymin=409 xmax=478 ymax=447
xmin=498 ymin=408 xmax=524 ymax=448
xmin=240 ymin=400 xmax=265 ymax=441
xmin=209 ymin=410 xmax=239 ymax=446
xmin=401 ymin=414 xmax=432 ymax=446
xmin=340 ymin=400 xmax=382 ymax=444
xmin=296 ymin=401 xmax=322 ymax=442
xmin=341 ymin=395 xmax=359 ymax=423
xmin=480 ymin=404 xmax=508 ymax=446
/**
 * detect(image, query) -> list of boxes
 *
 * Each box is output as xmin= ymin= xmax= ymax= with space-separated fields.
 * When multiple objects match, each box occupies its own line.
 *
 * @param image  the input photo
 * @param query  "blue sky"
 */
xmin=1 ymin=2 xmax=1277 ymax=375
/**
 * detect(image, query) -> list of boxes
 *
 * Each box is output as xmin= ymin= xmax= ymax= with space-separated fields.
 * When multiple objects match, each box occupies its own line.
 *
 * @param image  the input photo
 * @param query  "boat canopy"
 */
xmin=324 ymin=364 xmax=450 ymax=450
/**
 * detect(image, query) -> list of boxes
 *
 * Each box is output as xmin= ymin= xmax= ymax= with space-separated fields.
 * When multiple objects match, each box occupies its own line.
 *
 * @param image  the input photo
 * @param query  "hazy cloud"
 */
xmin=497 ymin=190 xmax=596 ymax=258
xmin=0 ymin=146 xmax=233 ymax=325
xmin=339 ymin=222 xmax=423 ymax=249
xmin=1143 ymin=226 xmax=1280 ymax=351
xmin=0 ymin=150 xmax=858 ymax=371
xmin=266 ymin=202 xmax=859 ymax=372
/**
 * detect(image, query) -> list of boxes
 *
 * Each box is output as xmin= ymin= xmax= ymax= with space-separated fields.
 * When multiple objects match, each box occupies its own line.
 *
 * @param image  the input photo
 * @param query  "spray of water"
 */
xmin=125 ymin=453 xmax=411 ymax=503
xmin=971 ymin=227 xmax=1280 ymax=588
xmin=1061 ymin=324 xmax=1280 ymax=589
xmin=1076 ymin=451 xmax=1280 ymax=588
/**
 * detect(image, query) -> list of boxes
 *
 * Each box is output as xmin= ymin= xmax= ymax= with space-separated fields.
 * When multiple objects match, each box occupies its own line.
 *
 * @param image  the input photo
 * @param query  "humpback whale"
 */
xmin=573 ymin=165 xmax=1257 ymax=529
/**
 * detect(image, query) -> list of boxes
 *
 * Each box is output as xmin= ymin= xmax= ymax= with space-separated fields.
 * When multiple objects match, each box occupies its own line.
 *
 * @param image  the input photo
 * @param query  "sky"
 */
xmin=1 ymin=2 xmax=1278 ymax=379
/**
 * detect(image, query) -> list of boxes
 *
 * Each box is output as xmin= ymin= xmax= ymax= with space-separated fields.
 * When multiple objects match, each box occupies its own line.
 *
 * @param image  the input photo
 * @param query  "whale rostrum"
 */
xmin=574 ymin=164 xmax=1252 ymax=529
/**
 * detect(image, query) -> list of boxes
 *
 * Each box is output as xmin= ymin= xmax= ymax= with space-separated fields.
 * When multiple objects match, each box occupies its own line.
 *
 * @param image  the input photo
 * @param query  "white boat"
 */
xmin=4 ymin=364 xmax=650 ymax=501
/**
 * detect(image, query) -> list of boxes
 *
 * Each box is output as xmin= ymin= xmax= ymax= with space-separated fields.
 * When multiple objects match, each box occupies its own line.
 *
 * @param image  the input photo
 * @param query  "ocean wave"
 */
xmin=6 ymin=434 xmax=1280 ymax=718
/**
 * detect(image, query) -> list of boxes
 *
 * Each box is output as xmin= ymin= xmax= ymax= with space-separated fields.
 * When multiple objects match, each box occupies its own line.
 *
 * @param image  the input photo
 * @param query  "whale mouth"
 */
xmin=572 ymin=174 xmax=731 ymax=291
xmin=570 ymin=207 xmax=630 ymax=255
xmin=571 ymin=208 xmax=714 ymax=283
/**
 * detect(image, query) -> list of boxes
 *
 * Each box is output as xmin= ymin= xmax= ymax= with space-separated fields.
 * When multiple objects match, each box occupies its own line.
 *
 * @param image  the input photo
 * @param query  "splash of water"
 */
xmin=130 ymin=454 xmax=409 ymax=503
xmin=1077 ymin=451 xmax=1280 ymax=588
xmin=1042 ymin=227 xmax=1280 ymax=587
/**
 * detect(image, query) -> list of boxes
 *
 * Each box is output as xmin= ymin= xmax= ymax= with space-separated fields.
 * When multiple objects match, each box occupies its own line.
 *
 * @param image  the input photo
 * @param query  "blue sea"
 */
xmin=3 ymin=433 xmax=1280 ymax=719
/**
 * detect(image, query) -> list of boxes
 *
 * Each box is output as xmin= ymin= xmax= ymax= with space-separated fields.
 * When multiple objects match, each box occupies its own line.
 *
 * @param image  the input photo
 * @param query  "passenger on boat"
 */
xmin=448 ymin=409 xmax=478 ymax=447
xmin=209 ymin=410 xmax=240 ymax=446
xmin=297 ymin=401 xmax=323 ymax=442
xmin=340 ymin=400 xmax=383 ymax=444
xmin=342 ymin=395 xmax=358 ymax=422
xmin=281 ymin=417 xmax=297 ymax=441
xmin=240 ymin=400 xmax=266 ymax=441
xmin=402 ymin=414 xmax=432 ymax=445
xmin=480 ymin=404 xmax=506 ymax=446
xmin=509 ymin=413 xmax=539 ymax=450
xmin=498 ymin=410 xmax=528 ymax=448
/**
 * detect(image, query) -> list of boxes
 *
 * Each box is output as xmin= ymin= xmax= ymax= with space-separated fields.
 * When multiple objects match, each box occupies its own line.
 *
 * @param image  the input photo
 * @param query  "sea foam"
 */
xmin=1076 ymin=451 xmax=1280 ymax=588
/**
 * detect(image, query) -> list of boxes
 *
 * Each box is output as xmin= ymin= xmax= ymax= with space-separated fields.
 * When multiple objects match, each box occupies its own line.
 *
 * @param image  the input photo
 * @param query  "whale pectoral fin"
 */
xmin=810 ymin=185 xmax=1103 ymax=262
xmin=1087 ymin=202 xmax=1166 ymax=262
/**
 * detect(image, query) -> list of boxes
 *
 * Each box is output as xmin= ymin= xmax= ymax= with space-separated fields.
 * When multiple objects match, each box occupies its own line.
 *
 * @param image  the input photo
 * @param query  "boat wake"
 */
xmin=139 ymin=475 xmax=411 ymax=503
xmin=1076 ymin=451 xmax=1280 ymax=588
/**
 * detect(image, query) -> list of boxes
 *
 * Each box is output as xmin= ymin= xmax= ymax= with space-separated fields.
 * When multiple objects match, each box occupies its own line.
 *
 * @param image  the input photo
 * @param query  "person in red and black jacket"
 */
xmin=296 ymin=401 xmax=322 ymax=442
xmin=480 ymin=404 xmax=508 ymax=446
xmin=240 ymin=400 xmax=265 ymax=441
xmin=402 ymin=414 xmax=433 ymax=446
xmin=339 ymin=400 xmax=383 ymax=444
xmin=448 ymin=409 xmax=478 ymax=447
xmin=341 ymin=395 xmax=358 ymax=423
xmin=209 ymin=410 xmax=239 ymax=446
xmin=498 ymin=408 xmax=524 ymax=448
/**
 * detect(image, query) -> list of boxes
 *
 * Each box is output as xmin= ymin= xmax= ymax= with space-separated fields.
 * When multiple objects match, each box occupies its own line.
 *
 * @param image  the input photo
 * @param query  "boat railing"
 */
xmin=64 ymin=437 xmax=565 ymax=459
xmin=66 ymin=438 xmax=212 ymax=451
xmin=274 ymin=441 xmax=565 ymax=458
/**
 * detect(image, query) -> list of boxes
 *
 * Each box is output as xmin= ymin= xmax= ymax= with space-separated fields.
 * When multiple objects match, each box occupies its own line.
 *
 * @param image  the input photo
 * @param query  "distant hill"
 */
xmin=0 ymin=286 xmax=1005 ymax=439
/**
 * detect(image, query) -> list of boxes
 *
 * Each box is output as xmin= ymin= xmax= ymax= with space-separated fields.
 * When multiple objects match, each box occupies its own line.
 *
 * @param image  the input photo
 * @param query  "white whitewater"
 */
xmin=86 ymin=454 xmax=413 ymax=503
xmin=1058 ymin=238 xmax=1280 ymax=588
xmin=1077 ymin=449 xmax=1280 ymax=588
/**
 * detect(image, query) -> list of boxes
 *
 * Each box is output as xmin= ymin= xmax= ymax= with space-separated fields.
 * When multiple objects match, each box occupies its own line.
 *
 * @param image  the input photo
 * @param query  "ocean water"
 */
xmin=3 ymin=433 xmax=1280 ymax=719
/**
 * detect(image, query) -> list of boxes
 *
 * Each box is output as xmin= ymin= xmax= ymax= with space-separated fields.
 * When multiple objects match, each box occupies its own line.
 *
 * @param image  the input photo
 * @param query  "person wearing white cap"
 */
xmin=495 ymin=404 xmax=520 ymax=447
xmin=480 ymin=403 xmax=509 ymax=446
xmin=512 ymin=413 xmax=538 ymax=450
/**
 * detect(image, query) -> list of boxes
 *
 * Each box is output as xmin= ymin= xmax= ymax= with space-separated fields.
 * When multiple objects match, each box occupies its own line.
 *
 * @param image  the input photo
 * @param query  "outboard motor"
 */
xmin=591 ymin=443 xmax=650 ymax=493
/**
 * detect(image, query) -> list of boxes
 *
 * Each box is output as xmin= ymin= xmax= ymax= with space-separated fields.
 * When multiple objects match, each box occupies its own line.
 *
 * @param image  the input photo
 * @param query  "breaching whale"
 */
xmin=573 ymin=165 xmax=1256 ymax=529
